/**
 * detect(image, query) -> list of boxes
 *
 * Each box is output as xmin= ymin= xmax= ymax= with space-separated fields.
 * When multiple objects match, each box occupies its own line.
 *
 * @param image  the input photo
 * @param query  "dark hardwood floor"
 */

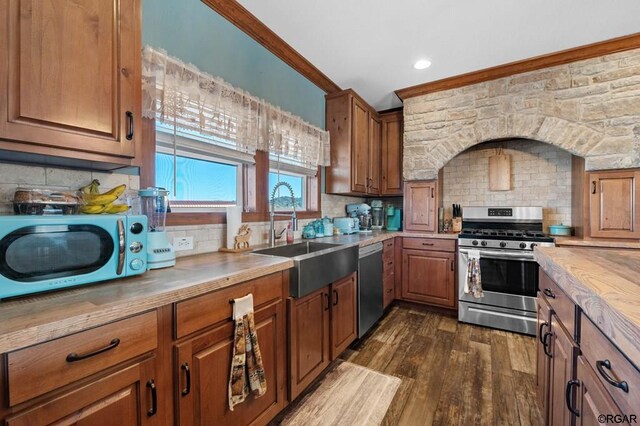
xmin=340 ymin=304 xmax=543 ymax=426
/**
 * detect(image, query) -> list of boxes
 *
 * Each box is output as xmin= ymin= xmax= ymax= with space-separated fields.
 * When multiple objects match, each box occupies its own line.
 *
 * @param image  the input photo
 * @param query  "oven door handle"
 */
xmin=459 ymin=248 xmax=535 ymax=262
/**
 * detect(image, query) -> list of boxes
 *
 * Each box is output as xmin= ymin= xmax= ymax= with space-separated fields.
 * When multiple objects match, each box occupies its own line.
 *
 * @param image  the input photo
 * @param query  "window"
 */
xmin=155 ymin=125 xmax=246 ymax=211
xmin=269 ymin=171 xmax=305 ymax=211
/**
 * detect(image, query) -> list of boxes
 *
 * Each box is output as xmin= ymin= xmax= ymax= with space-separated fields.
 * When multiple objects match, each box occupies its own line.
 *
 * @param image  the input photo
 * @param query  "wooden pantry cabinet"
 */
xmin=0 ymin=0 xmax=142 ymax=166
xmin=326 ymin=89 xmax=381 ymax=195
xmin=288 ymin=273 xmax=357 ymax=400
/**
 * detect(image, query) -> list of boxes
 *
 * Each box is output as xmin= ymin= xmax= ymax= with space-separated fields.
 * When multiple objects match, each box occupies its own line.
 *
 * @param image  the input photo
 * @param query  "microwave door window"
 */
xmin=0 ymin=225 xmax=114 ymax=282
xmin=479 ymin=257 xmax=538 ymax=297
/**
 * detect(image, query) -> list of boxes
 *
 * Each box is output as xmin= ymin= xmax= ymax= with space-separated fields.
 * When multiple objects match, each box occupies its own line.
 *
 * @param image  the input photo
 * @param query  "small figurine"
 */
xmin=234 ymin=224 xmax=252 ymax=250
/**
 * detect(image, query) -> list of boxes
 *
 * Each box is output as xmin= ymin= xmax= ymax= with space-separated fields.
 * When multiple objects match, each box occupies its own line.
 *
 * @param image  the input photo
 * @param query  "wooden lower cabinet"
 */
xmin=289 ymin=273 xmax=358 ymax=400
xmin=288 ymin=286 xmax=331 ymax=400
xmin=536 ymin=294 xmax=552 ymax=424
xmin=330 ymin=274 xmax=358 ymax=359
xmin=548 ymin=314 xmax=577 ymax=426
xmin=575 ymin=355 xmax=624 ymax=426
xmin=5 ymin=358 xmax=158 ymax=425
xmin=401 ymin=249 xmax=455 ymax=308
xmin=175 ymin=301 xmax=286 ymax=426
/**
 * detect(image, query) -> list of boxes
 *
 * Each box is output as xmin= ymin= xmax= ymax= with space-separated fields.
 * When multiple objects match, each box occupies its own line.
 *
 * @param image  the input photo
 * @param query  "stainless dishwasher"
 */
xmin=358 ymin=242 xmax=384 ymax=338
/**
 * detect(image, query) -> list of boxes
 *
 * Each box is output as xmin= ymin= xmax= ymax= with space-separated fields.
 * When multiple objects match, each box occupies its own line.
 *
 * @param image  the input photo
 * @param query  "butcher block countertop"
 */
xmin=554 ymin=236 xmax=640 ymax=249
xmin=535 ymin=247 xmax=640 ymax=368
xmin=0 ymin=252 xmax=293 ymax=354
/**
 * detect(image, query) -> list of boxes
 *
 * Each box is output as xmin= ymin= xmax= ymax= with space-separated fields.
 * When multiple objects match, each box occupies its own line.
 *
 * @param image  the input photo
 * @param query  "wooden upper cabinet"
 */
xmin=404 ymin=180 xmax=438 ymax=232
xmin=352 ymin=98 xmax=370 ymax=193
xmin=326 ymin=89 xmax=381 ymax=196
xmin=368 ymin=114 xmax=381 ymax=194
xmin=381 ymin=111 xmax=403 ymax=196
xmin=0 ymin=0 xmax=141 ymax=163
xmin=589 ymin=170 xmax=640 ymax=239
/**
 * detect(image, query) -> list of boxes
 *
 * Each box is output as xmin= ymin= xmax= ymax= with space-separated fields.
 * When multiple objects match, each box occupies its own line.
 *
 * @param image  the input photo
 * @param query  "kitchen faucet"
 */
xmin=269 ymin=181 xmax=298 ymax=247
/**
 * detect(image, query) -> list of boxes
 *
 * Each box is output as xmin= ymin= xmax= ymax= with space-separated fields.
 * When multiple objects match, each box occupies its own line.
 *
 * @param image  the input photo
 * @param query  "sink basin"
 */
xmin=253 ymin=242 xmax=358 ymax=297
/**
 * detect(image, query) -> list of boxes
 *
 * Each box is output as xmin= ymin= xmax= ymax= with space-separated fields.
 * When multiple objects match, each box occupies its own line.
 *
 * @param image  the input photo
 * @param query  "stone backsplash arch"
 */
xmin=403 ymin=48 xmax=640 ymax=180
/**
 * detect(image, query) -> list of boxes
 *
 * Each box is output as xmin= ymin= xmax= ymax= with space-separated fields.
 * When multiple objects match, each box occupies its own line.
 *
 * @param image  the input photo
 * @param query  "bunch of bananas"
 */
xmin=79 ymin=179 xmax=130 ymax=214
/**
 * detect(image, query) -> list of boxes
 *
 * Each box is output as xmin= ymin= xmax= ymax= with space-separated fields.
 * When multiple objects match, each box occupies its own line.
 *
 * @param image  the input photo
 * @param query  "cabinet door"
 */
xmin=288 ymin=287 xmax=331 ymax=400
xmin=381 ymin=111 xmax=403 ymax=196
xmin=368 ymin=114 xmax=381 ymax=194
xmin=330 ymin=274 xmax=357 ymax=359
xmin=0 ymin=0 xmax=140 ymax=159
xmin=589 ymin=170 xmax=640 ymax=238
xmin=401 ymin=249 xmax=455 ymax=307
xmin=351 ymin=98 xmax=370 ymax=193
xmin=175 ymin=301 xmax=286 ymax=426
xmin=6 ymin=358 xmax=159 ymax=426
xmin=549 ymin=314 xmax=577 ymax=426
xmin=575 ymin=356 xmax=624 ymax=426
xmin=404 ymin=181 xmax=438 ymax=232
xmin=536 ymin=294 xmax=553 ymax=424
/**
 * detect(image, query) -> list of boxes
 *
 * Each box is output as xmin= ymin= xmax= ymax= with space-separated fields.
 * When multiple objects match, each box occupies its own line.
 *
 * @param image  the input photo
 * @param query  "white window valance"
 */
xmin=141 ymin=46 xmax=330 ymax=172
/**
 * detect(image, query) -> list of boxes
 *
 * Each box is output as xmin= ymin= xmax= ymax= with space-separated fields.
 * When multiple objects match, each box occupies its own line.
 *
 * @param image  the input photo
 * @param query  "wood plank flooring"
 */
xmin=340 ymin=305 xmax=543 ymax=426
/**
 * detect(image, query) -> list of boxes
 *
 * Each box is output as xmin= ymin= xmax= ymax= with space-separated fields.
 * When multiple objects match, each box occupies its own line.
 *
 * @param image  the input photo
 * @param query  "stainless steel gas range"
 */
xmin=457 ymin=207 xmax=555 ymax=335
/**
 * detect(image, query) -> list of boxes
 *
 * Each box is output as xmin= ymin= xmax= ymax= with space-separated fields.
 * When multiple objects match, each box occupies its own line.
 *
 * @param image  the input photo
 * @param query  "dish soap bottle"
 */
xmin=286 ymin=221 xmax=294 ymax=244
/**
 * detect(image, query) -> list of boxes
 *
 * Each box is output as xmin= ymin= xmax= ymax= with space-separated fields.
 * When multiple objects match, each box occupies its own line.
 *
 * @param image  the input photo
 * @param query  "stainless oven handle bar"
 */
xmin=116 ymin=219 xmax=125 ymax=275
xmin=459 ymin=248 xmax=535 ymax=262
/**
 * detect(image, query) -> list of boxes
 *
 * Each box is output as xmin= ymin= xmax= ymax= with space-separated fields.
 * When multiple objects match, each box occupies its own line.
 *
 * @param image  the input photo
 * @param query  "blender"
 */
xmin=371 ymin=199 xmax=384 ymax=229
xmin=139 ymin=187 xmax=176 ymax=269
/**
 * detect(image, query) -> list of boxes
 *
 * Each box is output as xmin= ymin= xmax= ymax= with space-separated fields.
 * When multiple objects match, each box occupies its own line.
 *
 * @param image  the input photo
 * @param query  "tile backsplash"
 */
xmin=442 ymin=139 xmax=572 ymax=232
xmin=0 ymin=163 xmax=363 ymax=257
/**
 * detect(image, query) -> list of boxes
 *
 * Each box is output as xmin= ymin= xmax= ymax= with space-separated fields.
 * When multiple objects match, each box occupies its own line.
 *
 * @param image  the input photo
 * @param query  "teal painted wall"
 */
xmin=142 ymin=0 xmax=325 ymax=128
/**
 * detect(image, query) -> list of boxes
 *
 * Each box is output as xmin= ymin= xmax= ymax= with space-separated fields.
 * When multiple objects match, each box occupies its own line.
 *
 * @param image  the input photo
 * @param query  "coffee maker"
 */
xmin=386 ymin=205 xmax=402 ymax=231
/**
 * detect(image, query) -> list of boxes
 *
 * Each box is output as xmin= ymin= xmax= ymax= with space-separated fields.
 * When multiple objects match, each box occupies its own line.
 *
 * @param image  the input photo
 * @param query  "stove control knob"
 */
xmin=481 ymin=241 xmax=488 ymax=247
xmin=499 ymin=241 xmax=507 ymax=248
xmin=472 ymin=240 xmax=478 ymax=246
xmin=531 ymin=243 xmax=538 ymax=249
xmin=519 ymin=242 xmax=527 ymax=249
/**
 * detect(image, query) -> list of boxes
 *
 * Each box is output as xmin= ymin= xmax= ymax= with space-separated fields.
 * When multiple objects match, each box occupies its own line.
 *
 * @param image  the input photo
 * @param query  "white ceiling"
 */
xmin=236 ymin=0 xmax=640 ymax=111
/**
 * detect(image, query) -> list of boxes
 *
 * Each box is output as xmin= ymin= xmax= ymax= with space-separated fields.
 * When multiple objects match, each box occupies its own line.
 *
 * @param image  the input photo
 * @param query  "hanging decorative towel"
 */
xmin=465 ymin=250 xmax=484 ymax=298
xmin=228 ymin=294 xmax=267 ymax=411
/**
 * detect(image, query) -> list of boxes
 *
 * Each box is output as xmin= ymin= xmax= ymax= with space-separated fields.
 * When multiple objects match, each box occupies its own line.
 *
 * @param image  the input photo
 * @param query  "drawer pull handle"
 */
xmin=66 ymin=338 xmax=120 ymax=362
xmin=596 ymin=359 xmax=629 ymax=393
xmin=543 ymin=288 xmax=556 ymax=299
xmin=422 ymin=243 xmax=434 ymax=246
xmin=592 ymin=181 xmax=597 ymax=194
xmin=181 ymin=362 xmax=191 ymax=396
xmin=542 ymin=332 xmax=553 ymax=358
xmin=565 ymin=379 xmax=580 ymax=417
xmin=147 ymin=379 xmax=157 ymax=416
xmin=324 ymin=292 xmax=330 ymax=311
xmin=538 ymin=321 xmax=549 ymax=343
xmin=126 ymin=111 xmax=134 ymax=140
xmin=385 ymin=288 xmax=393 ymax=293
xmin=333 ymin=289 xmax=339 ymax=306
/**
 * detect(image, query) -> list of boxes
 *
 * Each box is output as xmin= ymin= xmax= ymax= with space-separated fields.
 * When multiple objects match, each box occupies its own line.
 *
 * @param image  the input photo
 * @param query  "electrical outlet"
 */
xmin=173 ymin=236 xmax=194 ymax=251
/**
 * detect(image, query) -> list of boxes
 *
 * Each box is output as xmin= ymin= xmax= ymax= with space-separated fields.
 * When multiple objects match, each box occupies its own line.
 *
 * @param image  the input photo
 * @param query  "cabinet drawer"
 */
xmin=383 ymin=256 xmax=394 ymax=278
xmin=383 ymin=273 xmax=395 ymax=308
xmin=382 ymin=238 xmax=395 ymax=255
xmin=175 ymin=272 xmax=283 ymax=339
xmin=7 ymin=311 xmax=157 ymax=406
xmin=580 ymin=313 xmax=640 ymax=415
xmin=539 ymin=271 xmax=576 ymax=339
xmin=402 ymin=237 xmax=455 ymax=253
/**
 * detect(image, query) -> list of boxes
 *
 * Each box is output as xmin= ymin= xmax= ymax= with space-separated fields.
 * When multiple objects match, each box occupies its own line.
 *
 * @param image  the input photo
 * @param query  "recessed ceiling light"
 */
xmin=413 ymin=59 xmax=432 ymax=70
